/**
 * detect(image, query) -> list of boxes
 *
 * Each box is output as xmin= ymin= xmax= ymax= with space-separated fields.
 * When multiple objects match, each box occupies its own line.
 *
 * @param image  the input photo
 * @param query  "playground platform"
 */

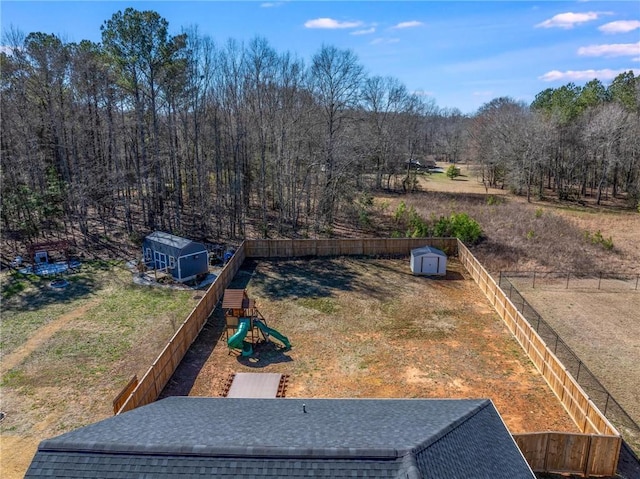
xmin=224 ymin=373 xmax=288 ymax=398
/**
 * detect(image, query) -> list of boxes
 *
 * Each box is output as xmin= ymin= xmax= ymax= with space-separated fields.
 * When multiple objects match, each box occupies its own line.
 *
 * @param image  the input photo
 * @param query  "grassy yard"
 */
xmin=0 ymin=262 xmax=198 ymax=477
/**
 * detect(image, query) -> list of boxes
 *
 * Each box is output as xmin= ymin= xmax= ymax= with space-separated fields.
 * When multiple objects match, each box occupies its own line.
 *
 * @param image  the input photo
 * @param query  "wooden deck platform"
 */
xmin=224 ymin=373 xmax=288 ymax=398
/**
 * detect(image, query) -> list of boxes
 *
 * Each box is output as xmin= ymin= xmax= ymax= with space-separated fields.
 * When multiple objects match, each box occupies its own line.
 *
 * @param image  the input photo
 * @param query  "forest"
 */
xmin=1 ymin=8 xmax=639 ymax=246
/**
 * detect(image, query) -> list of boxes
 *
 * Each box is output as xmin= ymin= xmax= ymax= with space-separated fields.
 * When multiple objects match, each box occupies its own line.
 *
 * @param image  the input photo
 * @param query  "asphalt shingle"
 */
xmin=26 ymin=397 xmax=535 ymax=478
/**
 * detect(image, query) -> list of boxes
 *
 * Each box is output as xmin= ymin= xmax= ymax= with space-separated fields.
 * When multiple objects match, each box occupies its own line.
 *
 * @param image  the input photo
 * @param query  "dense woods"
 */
xmin=1 ymin=8 xmax=639 ymax=247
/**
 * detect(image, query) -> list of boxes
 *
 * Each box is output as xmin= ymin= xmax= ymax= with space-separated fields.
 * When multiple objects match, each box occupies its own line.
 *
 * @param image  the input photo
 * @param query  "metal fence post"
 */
xmin=598 ymin=272 xmax=602 ymax=290
xmin=576 ymin=362 xmax=581 ymax=382
xmin=566 ymin=272 xmax=570 ymax=289
xmin=533 ymin=271 xmax=536 ymax=289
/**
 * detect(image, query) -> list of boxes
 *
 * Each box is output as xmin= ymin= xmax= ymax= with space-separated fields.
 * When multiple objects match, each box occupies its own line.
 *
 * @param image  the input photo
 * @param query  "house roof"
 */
xmin=26 ymin=397 xmax=534 ymax=478
xmin=145 ymin=231 xmax=204 ymax=252
xmin=411 ymin=246 xmax=446 ymax=257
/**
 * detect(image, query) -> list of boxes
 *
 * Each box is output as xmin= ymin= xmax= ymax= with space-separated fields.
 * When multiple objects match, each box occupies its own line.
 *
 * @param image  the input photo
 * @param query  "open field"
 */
xmin=508 ymin=277 xmax=640 ymax=426
xmin=0 ymin=263 xmax=198 ymax=478
xmin=162 ymin=256 xmax=578 ymax=436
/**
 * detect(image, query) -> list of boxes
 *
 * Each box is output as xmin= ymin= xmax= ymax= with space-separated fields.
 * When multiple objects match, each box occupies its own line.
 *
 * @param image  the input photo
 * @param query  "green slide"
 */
xmin=227 ymin=317 xmax=253 ymax=356
xmin=255 ymin=321 xmax=291 ymax=350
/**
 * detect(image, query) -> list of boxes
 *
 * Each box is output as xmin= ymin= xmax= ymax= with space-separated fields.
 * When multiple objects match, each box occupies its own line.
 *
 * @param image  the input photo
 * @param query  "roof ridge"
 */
xmin=37 ymin=441 xmax=404 ymax=459
xmin=409 ymin=399 xmax=491 ymax=456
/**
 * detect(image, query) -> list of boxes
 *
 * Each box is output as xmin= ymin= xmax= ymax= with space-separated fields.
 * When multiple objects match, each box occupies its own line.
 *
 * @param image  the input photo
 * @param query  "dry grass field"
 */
xmin=508 ymin=277 xmax=640 ymax=426
xmin=162 ymin=256 xmax=578 ymax=437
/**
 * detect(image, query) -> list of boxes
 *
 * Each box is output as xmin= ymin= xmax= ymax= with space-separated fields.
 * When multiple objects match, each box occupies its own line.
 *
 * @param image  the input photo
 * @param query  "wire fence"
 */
xmin=499 ymin=272 xmax=640 ymax=454
xmin=502 ymin=270 xmax=640 ymax=291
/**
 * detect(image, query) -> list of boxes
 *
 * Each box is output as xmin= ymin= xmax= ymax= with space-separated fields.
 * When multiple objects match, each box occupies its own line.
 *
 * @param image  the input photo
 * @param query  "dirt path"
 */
xmin=0 ymin=298 xmax=101 ymax=376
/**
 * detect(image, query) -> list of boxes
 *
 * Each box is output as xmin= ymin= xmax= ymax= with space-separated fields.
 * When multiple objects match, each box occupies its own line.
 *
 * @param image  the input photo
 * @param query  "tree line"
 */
xmin=470 ymin=74 xmax=639 ymax=205
xmin=2 ymin=8 xmax=638 ymax=247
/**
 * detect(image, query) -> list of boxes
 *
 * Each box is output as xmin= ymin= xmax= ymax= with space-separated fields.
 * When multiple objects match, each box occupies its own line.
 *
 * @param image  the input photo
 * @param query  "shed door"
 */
xmin=421 ymin=256 xmax=438 ymax=273
xmin=154 ymin=251 xmax=167 ymax=270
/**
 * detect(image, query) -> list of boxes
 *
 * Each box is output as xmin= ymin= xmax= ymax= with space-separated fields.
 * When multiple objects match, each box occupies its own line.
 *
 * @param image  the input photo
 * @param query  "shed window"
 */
xmin=144 ymin=248 xmax=152 ymax=262
xmin=169 ymin=256 xmax=176 ymax=269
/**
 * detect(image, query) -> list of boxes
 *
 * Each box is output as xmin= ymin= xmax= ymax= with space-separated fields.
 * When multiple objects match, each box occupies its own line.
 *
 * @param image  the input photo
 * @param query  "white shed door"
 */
xmin=421 ymin=256 xmax=438 ymax=273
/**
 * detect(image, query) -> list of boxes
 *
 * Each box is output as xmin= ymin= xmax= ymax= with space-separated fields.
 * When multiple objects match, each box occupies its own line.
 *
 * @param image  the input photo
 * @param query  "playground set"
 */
xmin=222 ymin=289 xmax=291 ymax=357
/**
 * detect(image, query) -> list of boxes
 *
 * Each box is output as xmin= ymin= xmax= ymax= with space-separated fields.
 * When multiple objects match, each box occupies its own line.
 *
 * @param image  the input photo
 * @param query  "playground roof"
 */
xmin=26 ymin=397 xmax=534 ymax=478
xmin=222 ymin=289 xmax=254 ymax=310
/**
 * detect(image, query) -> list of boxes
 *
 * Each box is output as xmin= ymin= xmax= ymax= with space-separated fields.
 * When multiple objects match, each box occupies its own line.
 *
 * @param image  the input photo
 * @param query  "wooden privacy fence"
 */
xmin=115 ymin=242 xmax=247 ymax=414
xmin=244 ymin=237 xmax=458 ymax=258
xmin=457 ymin=240 xmax=621 ymax=476
xmin=114 ymin=237 xmax=620 ymax=476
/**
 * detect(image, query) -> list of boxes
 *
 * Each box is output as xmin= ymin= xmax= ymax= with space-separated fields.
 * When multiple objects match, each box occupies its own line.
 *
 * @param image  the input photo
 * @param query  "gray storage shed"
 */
xmin=410 ymin=246 xmax=447 ymax=276
xmin=142 ymin=232 xmax=208 ymax=283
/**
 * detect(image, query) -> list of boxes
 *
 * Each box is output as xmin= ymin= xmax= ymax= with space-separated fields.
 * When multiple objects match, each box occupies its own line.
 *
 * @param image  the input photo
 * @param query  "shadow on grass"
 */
xmin=158 ymin=308 xmax=225 ymax=398
xmin=2 ymin=270 xmax=98 ymax=311
xmin=248 ymin=258 xmax=359 ymax=300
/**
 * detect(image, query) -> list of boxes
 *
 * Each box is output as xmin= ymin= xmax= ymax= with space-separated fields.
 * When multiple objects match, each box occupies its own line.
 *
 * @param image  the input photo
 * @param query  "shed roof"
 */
xmin=26 ymin=397 xmax=534 ymax=478
xmin=411 ymin=246 xmax=446 ymax=257
xmin=145 ymin=231 xmax=204 ymax=251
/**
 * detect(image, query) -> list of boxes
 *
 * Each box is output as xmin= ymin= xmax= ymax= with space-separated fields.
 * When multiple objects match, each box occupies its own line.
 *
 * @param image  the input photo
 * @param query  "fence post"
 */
xmin=566 ymin=272 xmax=570 ymax=289
xmin=576 ymin=361 xmax=582 ymax=382
xmin=636 ymin=274 xmax=639 ymax=291
xmin=604 ymin=394 xmax=610 ymax=416
xmin=533 ymin=271 xmax=536 ymax=289
xmin=598 ymin=272 xmax=602 ymax=290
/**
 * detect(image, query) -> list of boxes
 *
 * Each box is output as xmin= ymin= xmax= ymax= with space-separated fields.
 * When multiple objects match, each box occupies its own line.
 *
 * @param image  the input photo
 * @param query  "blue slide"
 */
xmin=227 ymin=317 xmax=253 ymax=356
xmin=254 ymin=321 xmax=291 ymax=350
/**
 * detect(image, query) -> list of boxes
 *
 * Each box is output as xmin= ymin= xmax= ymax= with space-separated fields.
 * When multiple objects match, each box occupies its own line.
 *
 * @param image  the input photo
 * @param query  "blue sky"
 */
xmin=2 ymin=1 xmax=639 ymax=113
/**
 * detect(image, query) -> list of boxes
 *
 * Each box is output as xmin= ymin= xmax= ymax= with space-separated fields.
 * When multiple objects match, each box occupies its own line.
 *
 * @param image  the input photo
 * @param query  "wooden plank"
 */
xmin=545 ymin=432 xmax=589 ymax=474
xmin=514 ymin=433 xmax=548 ymax=471
xmin=586 ymin=435 xmax=621 ymax=476
xmin=113 ymin=375 xmax=138 ymax=415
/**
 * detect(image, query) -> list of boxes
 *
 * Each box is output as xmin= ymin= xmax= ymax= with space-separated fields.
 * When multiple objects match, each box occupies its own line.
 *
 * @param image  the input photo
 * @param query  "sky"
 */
xmin=1 ymin=1 xmax=639 ymax=114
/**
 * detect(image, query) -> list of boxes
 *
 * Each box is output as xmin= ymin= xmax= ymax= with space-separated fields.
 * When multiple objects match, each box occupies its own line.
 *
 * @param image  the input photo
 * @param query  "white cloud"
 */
xmin=535 ymin=12 xmax=604 ymax=29
xmin=261 ymin=2 xmax=282 ymax=7
xmin=540 ymin=68 xmax=640 ymax=82
xmin=578 ymin=42 xmax=640 ymax=57
xmin=351 ymin=27 xmax=376 ymax=36
xmin=599 ymin=20 xmax=640 ymax=34
xmin=392 ymin=21 xmax=423 ymax=29
xmin=370 ymin=38 xmax=400 ymax=45
xmin=473 ymin=91 xmax=494 ymax=98
xmin=304 ymin=18 xmax=363 ymax=29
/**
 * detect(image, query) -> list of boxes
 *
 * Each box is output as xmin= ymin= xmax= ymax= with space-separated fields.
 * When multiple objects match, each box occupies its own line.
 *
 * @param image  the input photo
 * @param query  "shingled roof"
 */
xmin=26 ymin=397 xmax=534 ymax=478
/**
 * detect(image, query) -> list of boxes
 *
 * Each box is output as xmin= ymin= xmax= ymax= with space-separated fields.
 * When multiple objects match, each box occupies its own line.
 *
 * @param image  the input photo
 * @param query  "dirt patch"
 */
xmin=1 ymin=298 xmax=102 ymax=375
xmin=162 ymin=257 xmax=578 ymax=435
